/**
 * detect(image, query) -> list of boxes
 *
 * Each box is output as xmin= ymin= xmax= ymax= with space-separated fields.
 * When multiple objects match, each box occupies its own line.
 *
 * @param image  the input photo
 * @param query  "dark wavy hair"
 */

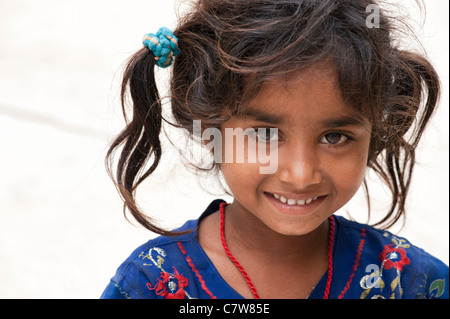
xmin=106 ymin=0 xmax=440 ymax=235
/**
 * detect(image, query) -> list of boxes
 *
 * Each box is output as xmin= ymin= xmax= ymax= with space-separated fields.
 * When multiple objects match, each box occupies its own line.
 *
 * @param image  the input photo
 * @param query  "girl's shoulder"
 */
xmin=101 ymin=199 xmax=230 ymax=299
xmin=332 ymin=215 xmax=449 ymax=299
xmin=100 ymin=219 xmax=199 ymax=299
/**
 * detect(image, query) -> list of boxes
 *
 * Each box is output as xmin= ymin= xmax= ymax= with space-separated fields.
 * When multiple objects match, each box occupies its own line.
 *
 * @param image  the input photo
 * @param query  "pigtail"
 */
xmin=370 ymin=49 xmax=440 ymax=229
xmin=106 ymin=48 xmax=176 ymax=236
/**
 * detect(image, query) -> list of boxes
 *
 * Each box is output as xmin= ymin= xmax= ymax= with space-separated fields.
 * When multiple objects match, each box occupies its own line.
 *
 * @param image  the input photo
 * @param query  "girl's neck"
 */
xmin=224 ymin=201 xmax=330 ymax=264
xmin=197 ymin=201 xmax=331 ymax=298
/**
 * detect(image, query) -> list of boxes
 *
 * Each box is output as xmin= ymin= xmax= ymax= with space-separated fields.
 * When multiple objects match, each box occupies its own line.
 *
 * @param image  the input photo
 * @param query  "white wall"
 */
xmin=0 ymin=0 xmax=447 ymax=298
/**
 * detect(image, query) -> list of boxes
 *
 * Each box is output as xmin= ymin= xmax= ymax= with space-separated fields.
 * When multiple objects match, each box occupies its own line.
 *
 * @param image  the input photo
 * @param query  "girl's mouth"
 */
xmin=263 ymin=191 xmax=327 ymax=216
xmin=270 ymin=192 xmax=319 ymax=206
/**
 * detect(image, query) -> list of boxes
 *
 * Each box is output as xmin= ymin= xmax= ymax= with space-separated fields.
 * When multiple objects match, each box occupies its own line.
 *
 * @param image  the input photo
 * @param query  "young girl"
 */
xmin=101 ymin=0 xmax=448 ymax=299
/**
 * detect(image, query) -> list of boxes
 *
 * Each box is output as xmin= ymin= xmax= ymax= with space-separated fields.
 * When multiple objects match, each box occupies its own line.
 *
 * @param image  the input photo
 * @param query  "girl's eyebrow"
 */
xmin=239 ymin=108 xmax=284 ymax=124
xmin=322 ymin=115 xmax=367 ymax=128
xmin=239 ymin=108 xmax=366 ymax=128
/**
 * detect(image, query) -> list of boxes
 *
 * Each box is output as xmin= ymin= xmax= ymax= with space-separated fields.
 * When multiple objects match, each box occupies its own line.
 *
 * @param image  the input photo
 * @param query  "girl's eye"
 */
xmin=320 ymin=132 xmax=348 ymax=145
xmin=257 ymin=128 xmax=279 ymax=142
xmin=248 ymin=127 xmax=280 ymax=142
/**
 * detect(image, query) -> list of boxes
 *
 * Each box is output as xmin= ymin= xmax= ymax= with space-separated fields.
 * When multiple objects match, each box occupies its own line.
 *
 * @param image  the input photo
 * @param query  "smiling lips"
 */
xmin=270 ymin=192 xmax=320 ymax=206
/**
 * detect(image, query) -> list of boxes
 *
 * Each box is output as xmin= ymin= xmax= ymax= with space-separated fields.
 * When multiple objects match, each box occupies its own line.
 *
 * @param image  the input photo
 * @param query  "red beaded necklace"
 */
xmin=219 ymin=202 xmax=335 ymax=299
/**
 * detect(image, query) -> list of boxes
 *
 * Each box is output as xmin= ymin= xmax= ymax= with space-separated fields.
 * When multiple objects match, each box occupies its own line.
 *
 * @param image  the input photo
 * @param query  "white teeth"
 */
xmin=272 ymin=193 xmax=319 ymax=206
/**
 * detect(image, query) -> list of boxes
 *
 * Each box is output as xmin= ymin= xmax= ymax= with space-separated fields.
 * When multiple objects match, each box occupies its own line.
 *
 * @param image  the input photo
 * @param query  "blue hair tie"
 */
xmin=143 ymin=27 xmax=180 ymax=68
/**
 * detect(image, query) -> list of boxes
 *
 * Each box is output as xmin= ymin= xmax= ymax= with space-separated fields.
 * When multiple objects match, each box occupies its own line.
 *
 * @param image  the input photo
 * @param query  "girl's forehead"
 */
xmin=252 ymin=62 xmax=340 ymax=102
xmin=258 ymin=61 xmax=338 ymax=94
xmin=244 ymin=62 xmax=370 ymax=127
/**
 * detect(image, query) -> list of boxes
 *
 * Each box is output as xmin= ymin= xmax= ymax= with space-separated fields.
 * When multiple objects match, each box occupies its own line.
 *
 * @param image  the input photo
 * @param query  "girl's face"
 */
xmin=220 ymin=63 xmax=372 ymax=236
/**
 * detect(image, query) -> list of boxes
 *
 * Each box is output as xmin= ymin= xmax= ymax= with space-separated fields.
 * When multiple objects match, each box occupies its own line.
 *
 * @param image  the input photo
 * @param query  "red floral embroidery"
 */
xmin=147 ymin=268 xmax=189 ymax=299
xmin=379 ymin=244 xmax=410 ymax=271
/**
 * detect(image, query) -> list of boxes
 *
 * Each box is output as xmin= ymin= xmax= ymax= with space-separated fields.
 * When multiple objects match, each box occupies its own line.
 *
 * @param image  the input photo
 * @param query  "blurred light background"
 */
xmin=0 ymin=0 xmax=448 ymax=298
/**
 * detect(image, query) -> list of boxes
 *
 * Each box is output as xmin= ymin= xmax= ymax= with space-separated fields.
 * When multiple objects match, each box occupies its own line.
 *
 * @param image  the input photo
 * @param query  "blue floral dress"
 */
xmin=101 ymin=200 xmax=448 ymax=299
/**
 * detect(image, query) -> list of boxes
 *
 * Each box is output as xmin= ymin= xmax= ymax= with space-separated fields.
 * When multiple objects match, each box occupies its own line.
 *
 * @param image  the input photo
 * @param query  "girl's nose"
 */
xmin=276 ymin=143 xmax=322 ymax=188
